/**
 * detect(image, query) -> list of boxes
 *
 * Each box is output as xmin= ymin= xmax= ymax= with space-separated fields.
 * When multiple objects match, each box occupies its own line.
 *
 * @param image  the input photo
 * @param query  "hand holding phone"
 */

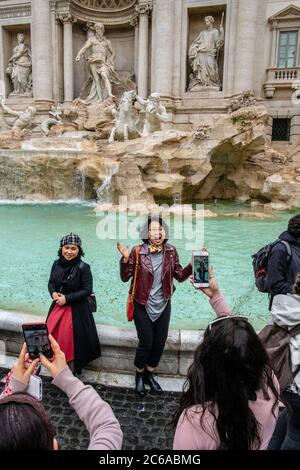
xmin=22 ymin=323 xmax=53 ymax=360
xmin=193 ymin=251 xmax=209 ymax=288
xmin=27 ymin=375 xmax=43 ymax=401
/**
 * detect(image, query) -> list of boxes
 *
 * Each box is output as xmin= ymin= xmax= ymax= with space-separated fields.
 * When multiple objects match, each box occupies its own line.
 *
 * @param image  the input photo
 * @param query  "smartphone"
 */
xmin=193 ymin=251 xmax=209 ymax=288
xmin=22 ymin=323 xmax=53 ymax=360
xmin=27 ymin=375 xmax=43 ymax=401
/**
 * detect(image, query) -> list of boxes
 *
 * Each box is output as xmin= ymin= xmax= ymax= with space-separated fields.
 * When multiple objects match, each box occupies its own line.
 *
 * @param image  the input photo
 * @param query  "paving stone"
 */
xmin=0 ymin=368 xmax=179 ymax=450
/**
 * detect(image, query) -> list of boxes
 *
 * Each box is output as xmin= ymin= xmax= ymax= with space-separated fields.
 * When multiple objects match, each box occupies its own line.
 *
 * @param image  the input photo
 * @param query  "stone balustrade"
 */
xmin=264 ymin=66 xmax=300 ymax=98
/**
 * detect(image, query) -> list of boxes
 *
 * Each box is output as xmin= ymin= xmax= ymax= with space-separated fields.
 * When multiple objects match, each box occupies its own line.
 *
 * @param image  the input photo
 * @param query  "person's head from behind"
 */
xmin=287 ymin=214 xmax=300 ymax=240
xmin=174 ymin=316 xmax=279 ymax=450
xmin=0 ymin=393 xmax=58 ymax=450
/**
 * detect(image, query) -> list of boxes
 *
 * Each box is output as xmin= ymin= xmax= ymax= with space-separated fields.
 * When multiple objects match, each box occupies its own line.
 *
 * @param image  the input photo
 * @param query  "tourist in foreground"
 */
xmin=173 ymin=268 xmax=280 ymax=450
xmin=117 ymin=216 xmax=192 ymax=397
xmin=0 ymin=336 xmax=123 ymax=450
xmin=268 ymin=273 xmax=300 ymax=450
xmin=47 ymin=233 xmax=101 ymax=375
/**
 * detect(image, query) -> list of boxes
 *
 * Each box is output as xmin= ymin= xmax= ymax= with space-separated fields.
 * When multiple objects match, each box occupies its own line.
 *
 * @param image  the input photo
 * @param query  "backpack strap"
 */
xmin=279 ymin=240 xmax=292 ymax=263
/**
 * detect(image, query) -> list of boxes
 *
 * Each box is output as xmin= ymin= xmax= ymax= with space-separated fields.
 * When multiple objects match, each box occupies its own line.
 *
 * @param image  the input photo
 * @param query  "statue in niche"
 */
xmin=41 ymin=103 xmax=63 ymax=136
xmin=0 ymin=99 xmax=36 ymax=137
xmin=108 ymin=90 xmax=141 ymax=143
xmin=188 ymin=14 xmax=224 ymax=91
xmin=75 ymin=22 xmax=120 ymax=104
xmin=6 ymin=33 xmax=32 ymax=95
xmin=135 ymin=93 xmax=168 ymax=137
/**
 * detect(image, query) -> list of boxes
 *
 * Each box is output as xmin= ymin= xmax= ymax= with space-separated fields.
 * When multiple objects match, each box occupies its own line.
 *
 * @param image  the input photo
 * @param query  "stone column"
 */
xmin=270 ymin=22 xmax=278 ymax=67
xmin=31 ymin=0 xmax=53 ymax=104
xmin=130 ymin=14 xmax=139 ymax=85
xmin=136 ymin=1 xmax=152 ymax=98
xmin=58 ymin=13 xmax=77 ymax=104
xmin=234 ymin=0 xmax=259 ymax=93
xmin=50 ymin=1 xmax=59 ymax=101
xmin=152 ymin=0 xmax=174 ymax=98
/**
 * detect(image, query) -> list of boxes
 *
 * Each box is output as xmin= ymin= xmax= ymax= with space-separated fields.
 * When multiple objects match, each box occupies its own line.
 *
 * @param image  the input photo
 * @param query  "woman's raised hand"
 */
xmin=190 ymin=267 xmax=220 ymax=299
xmin=117 ymin=242 xmax=130 ymax=262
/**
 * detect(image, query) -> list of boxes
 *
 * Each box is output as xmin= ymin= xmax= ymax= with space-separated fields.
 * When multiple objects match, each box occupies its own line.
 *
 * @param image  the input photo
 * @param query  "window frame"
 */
xmin=277 ymin=30 xmax=299 ymax=67
xmin=271 ymin=117 xmax=291 ymax=142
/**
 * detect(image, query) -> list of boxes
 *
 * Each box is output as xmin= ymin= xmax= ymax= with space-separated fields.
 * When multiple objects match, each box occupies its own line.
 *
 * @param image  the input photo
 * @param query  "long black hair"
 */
xmin=173 ymin=317 xmax=279 ymax=450
xmin=0 ymin=393 xmax=55 ymax=450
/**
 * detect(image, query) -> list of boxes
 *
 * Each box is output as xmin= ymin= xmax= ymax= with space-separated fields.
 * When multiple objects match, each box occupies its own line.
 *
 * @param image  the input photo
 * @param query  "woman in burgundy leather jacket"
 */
xmin=117 ymin=216 xmax=192 ymax=397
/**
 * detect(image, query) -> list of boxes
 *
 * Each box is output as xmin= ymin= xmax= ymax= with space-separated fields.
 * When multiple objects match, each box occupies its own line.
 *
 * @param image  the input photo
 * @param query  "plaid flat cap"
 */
xmin=60 ymin=233 xmax=82 ymax=247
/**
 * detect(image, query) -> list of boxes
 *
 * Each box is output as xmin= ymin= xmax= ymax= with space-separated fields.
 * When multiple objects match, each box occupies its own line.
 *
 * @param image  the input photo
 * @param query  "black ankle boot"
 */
xmin=143 ymin=369 xmax=163 ymax=394
xmin=135 ymin=371 xmax=146 ymax=397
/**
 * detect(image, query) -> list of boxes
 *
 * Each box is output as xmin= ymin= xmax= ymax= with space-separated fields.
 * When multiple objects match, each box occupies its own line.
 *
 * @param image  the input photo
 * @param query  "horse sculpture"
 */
xmin=108 ymin=90 xmax=141 ymax=143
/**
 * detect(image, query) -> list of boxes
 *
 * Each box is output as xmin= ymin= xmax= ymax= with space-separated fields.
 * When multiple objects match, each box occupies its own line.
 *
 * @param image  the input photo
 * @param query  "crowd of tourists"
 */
xmin=1 ymin=214 xmax=300 ymax=450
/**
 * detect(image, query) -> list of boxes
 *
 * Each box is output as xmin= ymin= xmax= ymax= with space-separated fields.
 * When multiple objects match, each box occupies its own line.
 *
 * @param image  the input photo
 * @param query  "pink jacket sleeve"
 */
xmin=209 ymin=292 xmax=233 ymax=317
xmin=53 ymin=366 xmax=123 ymax=450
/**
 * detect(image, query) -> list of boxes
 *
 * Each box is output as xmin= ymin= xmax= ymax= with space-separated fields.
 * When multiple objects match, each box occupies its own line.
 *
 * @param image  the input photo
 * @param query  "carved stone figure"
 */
xmin=108 ymin=90 xmax=140 ymax=143
xmin=136 ymin=93 xmax=168 ymax=137
xmin=41 ymin=104 xmax=63 ymax=136
xmin=192 ymin=122 xmax=211 ymax=140
xmin=0 ymin=99 xmax=36 ymax=137
xmin=188 ymin=15 xmax=224 ymax=91
xmin=6 ymin=33 xmax=32 ymax=95
xmin=227 ymin=89 xmax=258 ymax=113
xmin=76 ymin=22 xmax=120 ymax=104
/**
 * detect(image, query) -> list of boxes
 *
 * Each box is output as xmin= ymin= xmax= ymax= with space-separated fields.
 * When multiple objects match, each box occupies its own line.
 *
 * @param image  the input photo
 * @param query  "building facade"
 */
xmin=0 ymin=0 xmax=300 ymax=143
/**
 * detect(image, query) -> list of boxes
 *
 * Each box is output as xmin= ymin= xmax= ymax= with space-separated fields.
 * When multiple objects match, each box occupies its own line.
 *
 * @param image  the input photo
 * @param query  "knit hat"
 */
xmin=60 ymin=233 xmax=82 ymax=247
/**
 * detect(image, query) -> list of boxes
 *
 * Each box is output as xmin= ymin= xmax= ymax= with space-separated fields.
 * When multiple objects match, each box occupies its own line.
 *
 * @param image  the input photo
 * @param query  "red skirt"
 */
xmin=47 ymin=304 xmax=74 ymax=362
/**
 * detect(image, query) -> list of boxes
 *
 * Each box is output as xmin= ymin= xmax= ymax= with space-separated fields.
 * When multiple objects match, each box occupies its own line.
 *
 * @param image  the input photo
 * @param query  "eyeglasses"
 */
xmin=207 ymin=315 xmax=249 ymax=332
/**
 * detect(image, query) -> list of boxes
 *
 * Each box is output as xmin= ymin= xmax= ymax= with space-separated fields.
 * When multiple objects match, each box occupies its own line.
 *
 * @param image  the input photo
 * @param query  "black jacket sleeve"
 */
xmin=65 ymin=263 xmax=93 ymax=304
xmin=266 ymin=244 xmax=293 ymax=296
xmin=48 ymin=261 xmax=58 ymax=298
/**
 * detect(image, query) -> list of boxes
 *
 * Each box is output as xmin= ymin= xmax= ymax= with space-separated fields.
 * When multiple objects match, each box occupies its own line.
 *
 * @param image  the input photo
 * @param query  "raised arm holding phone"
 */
xmin=173 ymin=262 xmax=280 ymax=450
xmin=0 ymin=335 xmax=123 ymax=450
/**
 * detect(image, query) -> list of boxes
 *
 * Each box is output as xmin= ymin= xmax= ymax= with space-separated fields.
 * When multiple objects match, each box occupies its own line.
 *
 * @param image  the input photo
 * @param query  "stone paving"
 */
xmin=0 ymin=368 xmax=180 ymax=450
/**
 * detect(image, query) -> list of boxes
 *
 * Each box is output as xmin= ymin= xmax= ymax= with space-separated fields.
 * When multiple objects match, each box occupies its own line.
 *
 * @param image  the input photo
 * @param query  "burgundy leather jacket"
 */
xmin=120 ymin=243 xmax=192 ymax=305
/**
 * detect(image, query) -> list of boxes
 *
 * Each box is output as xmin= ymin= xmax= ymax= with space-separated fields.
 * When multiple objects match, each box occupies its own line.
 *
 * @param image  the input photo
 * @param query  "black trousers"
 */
xmin=133 ymin=300 xmax=171 ymax=370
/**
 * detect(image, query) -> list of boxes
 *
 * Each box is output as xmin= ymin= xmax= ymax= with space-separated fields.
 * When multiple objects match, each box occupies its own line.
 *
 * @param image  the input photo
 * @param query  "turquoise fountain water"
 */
xmin=0 ymin=202 xmax=297 ymax=330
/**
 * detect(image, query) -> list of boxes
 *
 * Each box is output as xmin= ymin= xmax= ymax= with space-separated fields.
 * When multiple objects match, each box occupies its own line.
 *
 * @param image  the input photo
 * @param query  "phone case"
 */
xmin=26 ymin=375 xmax=43 ymax=401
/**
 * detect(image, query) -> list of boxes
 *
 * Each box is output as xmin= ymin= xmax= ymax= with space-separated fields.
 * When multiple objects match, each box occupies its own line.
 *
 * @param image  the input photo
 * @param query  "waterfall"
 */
xmin=96 ymin=161 xmax=119 ymax=203
xmin=74 ymin=167 xmax=87 ymax=200
xmin=0 ymin=150 xmax=96 ymax=202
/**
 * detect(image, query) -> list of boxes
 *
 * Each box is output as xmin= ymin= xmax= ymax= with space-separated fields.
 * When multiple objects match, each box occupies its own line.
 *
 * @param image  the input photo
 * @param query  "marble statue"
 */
xmin=0 ymin=99 xmax=36 ymax=137
xmin=76 ymin=22 xmax=120 ymax=104
xmin=108 ymin=90 xmax=140 ymax=143
xmin=41 ymin=103 xmax=63 ymax=136
xmin=6 ymin=33 xmax=32 ymax=95
xmin=136 ymin=93 xmax=168 ymax=137
xmin=188 ymin=14 xmax=224 ymax=91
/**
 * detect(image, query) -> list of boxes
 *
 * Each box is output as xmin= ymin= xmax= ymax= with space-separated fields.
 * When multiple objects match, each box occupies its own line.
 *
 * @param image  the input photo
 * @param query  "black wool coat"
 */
xmin=47 ymin=259 xmax=101 ymax=372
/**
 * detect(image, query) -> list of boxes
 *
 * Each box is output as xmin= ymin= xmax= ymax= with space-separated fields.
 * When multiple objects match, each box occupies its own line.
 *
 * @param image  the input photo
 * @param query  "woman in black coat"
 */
xmin=47 ymin=233 xmax=101 ymax=374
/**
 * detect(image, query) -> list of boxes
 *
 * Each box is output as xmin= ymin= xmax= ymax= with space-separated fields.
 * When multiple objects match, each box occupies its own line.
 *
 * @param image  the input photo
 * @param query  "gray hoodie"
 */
xmin=271 ymin=294 xmax=300 ymax=389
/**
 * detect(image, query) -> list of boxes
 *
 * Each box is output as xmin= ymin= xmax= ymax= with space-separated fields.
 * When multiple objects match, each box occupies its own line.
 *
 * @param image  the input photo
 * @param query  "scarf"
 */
xmin=148 ymin=243 xmax=163 ymax=254
xmin=55 ymin=256 xmax=81 ymax=293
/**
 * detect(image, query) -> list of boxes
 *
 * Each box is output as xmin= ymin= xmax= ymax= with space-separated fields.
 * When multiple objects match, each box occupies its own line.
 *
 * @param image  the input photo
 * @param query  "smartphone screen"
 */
xmin=193 ymin=253 xmax=209 ymax=285
xmin=22 ymin=323 xmax=53 ymax=359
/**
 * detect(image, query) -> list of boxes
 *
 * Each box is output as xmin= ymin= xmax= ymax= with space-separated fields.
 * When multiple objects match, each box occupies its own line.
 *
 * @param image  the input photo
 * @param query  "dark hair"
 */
xmin=140 ymin=216 xmax=169 ymax=243
xmin=173 ymin=317 xmax=279 ymax=450
xmin=57 ymin=246 xmax=85 ymax=257
xmin=288 ymin=215 xmax=300 ymax=239
xmin=0 ymin=393 xmax=55 ymax=450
